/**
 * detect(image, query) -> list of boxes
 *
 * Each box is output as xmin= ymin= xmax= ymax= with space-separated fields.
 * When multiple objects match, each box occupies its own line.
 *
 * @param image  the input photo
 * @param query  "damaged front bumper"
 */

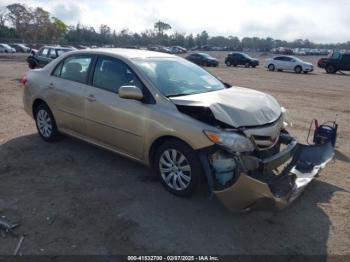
xmin=199 ymin=133 xmax=335 ymax=212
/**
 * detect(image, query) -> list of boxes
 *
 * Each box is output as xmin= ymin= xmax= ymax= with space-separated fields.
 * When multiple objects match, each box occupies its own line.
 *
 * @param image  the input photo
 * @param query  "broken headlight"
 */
xmin=281 ymin=107 xmax=293 ymax=128
xmin=204 ymin=130 xmax=255 ymax=153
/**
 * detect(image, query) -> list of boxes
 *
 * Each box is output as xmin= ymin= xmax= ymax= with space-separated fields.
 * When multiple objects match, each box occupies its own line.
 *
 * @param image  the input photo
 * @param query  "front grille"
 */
xmin=252 ymin=135 xmax=279 ymax=150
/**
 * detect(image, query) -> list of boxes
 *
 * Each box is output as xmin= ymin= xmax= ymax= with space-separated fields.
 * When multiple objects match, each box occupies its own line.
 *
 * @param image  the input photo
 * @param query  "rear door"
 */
xmin=283 ymin=57 xmax=295 ymax=70
xmin=47 ymin=54 xmax=94 ymax=135
xmin=273 ymin=57 xmax=284 ymax=69
xmin=340 ymin=54 xmax=350 ymax=70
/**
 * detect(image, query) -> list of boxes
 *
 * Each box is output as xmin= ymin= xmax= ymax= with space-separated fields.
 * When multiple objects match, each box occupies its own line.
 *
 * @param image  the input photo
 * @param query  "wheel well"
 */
xmin=32 ymin=99 xmax=47 ymax=117
xmin=148 ymin=136 xmax=193 ymax=167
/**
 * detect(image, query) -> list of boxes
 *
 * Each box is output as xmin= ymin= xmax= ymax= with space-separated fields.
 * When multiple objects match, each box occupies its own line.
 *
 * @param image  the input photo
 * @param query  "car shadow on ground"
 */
xmin=0 ymin=134 xmax=345 ymax=255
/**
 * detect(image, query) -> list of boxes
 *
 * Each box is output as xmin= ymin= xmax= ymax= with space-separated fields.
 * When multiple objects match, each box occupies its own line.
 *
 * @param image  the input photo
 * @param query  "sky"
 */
xmin=1 ymin=0 xmax=350 ymax=43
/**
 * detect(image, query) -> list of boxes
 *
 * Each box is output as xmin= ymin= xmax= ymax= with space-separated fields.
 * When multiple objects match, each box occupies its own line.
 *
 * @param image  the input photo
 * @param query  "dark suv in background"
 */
xmin=318 ymin=51 xmax=350 ymax=74
xmin=185 ymin=53 xmax=219 ymax=67
xmin=26 ymin=46 xmax=75 ymax=69
xmin=225 ymin=52 xmax=259 ymax=68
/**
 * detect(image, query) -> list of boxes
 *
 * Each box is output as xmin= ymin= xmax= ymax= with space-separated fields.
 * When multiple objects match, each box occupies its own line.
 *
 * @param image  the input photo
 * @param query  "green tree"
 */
xmin=154 ymin=20 xmax=171 ymax=36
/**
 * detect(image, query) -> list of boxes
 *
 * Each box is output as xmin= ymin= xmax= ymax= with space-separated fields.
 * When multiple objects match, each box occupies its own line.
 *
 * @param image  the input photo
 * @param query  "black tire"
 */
xmin=252 ymin=65 xmax=256 ymax=68
xmin=28 ymin=62 xmax=36 ymax=69
xmin=294 ymin=65 xmax=302 ymax=74
xmin=34 ymin=103 xmax=60 ymax=142
xmin=277 ymin=69 xmax=283 ymax=72
xmin=27 ymin=58 xmax=37 ymax=69
xmin=154 ymin=139 xmax=203 ymax=197
xmin=225 ymin=60 xmax=232 ymax=67
xmin=326 ymin=65 xmax=337 ymax=74
xmin=268 ymin=64 xmax=275 ymax=71
xmin=233 ymin=64 xmax=237 ymax=67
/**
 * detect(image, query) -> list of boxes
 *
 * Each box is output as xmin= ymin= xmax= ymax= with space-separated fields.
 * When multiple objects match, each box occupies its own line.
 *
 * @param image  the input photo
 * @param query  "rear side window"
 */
xmin=60 ymin=56 xmax=93 ymax=83
xmin=49 ymin=49 xmax=57 ymax=58
xmin=93 ymin=57 xmax=143 ymax=93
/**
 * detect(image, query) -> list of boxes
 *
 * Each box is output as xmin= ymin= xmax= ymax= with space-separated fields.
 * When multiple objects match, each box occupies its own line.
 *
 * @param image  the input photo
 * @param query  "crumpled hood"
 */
xmin=170 ymin=87 xmax=282 ymax=127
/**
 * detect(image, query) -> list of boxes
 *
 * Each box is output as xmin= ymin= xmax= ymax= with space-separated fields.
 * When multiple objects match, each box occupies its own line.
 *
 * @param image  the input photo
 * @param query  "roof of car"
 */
xmin=71 ymin=48 xmax=176 ymax=59
xmin=41 ymin=46 xmax=75 ymax=50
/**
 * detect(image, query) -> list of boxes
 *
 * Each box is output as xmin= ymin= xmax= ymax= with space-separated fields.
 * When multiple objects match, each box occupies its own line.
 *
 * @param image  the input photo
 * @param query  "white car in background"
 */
xmin=0 ymin=43 xmax=16 ymax=53
xmin=264 ymin=55 xmax=314 ymax=74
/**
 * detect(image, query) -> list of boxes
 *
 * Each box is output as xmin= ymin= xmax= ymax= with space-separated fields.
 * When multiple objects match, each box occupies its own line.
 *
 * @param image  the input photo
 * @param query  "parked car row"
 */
xmin=0 ymin=43 xmax=32 ymax=53
xmin=147 ymin=45 xmax=187 ymax=54
xmin=24 ymin=44 xmax=350 ymax=75
xmin=0 ymin=43 xmax=16 ymax=53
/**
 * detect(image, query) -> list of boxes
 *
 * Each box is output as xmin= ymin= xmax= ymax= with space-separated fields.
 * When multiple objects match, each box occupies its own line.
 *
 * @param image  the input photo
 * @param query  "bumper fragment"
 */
xmin=213 ymin=141 xmax=335 ymax=211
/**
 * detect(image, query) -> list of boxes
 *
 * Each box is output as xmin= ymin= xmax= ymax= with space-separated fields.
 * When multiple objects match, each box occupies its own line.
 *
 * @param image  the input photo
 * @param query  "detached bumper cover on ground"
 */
xmin=200 ymin=134 xmax=335 ymax=212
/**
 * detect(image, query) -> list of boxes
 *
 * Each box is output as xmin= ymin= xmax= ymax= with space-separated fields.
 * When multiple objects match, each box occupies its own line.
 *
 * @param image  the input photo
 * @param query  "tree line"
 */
xmin=1 ymin=3 xmax=350 ymax=50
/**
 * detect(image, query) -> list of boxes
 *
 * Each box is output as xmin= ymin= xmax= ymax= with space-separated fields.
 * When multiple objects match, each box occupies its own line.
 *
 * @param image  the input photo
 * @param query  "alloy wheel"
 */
xmin=36 ymin=109 xmax=53 ymax=138
xmin=159 ymin=149 xmax=192 ymax=191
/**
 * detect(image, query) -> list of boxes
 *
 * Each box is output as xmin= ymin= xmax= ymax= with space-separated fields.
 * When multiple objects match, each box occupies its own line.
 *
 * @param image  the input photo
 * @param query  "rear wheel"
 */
xmin=34 ymin=104 xmax=60 ymax=142
xmin=225 ymin=60 xmax=232 ymax=66
xmin=245 ymin=62 xmax=250 ymax=68
xmin=294 ymin=65 xmax=302 ymax=74
xmin=326 ymin=65 xmax=337 ymax=74
xmin=154 ymin=139 xmax=202 ymax=196
xmin=268 ymin=64 xmax=275 ymax=71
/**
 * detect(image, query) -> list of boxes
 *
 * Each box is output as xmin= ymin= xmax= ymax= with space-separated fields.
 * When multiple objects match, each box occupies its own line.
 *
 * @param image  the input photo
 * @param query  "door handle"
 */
xmin=48 ymin=83 xmax=55 ymax=89
xmin=86 ymin=94 xmax=96 ymax=102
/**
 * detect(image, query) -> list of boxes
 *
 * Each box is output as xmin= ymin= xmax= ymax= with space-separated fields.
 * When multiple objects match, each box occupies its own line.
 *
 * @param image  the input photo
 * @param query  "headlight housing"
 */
xmin=281 ymin=107 xmax=293 ymax=128
xmin=204 ymin=130 xmax=255 ymax=153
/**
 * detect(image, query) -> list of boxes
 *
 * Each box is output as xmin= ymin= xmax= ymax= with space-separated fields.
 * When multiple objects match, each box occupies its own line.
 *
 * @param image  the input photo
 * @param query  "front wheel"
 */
xmin=34 ymin=104 xmax=60 ymax=142
xmin=154 ymin=139 xmax=203 ymax=196
xmin=268 ymin=64 xmax=275 ymax=71
xmin=326 ymin=65 xmax=337 ymax=74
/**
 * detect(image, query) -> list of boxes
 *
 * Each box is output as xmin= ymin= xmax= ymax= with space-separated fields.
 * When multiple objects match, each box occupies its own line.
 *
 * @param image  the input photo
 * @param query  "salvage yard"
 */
xmin=0 ymin=52 xmax=349 ymax=255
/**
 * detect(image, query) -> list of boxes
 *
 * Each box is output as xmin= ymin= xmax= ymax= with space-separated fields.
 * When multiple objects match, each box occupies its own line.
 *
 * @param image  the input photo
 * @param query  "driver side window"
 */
xmin=92 ymin=56 xmax=143 ymax=93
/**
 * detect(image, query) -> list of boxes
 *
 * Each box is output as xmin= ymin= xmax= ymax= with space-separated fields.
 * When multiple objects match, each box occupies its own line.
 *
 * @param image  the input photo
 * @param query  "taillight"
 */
xmin=20 ymin=75 xmax=27 ymax=86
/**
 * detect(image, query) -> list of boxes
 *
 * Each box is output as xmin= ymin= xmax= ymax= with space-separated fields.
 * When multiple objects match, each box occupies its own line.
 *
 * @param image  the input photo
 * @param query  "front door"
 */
xmin=85 ymin=56 xmax=149 ymax=159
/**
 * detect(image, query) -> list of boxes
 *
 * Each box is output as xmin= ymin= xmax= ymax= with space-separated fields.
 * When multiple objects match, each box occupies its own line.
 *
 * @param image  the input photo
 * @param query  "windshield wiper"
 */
xmin=166 ymin=93 xmax=191 ymax=98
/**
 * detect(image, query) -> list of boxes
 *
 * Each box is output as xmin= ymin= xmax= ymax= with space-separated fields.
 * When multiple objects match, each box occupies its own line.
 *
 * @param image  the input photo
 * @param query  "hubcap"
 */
xmin=159 ymin=149 xmax=191 ymax=191
xmin=37 ymin=109 xmax=52 ymax=138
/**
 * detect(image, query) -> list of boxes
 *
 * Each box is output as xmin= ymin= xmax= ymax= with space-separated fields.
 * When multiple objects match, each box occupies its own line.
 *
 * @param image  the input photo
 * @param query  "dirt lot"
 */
xmin=0 ymin=52 xmax=349 ymax=255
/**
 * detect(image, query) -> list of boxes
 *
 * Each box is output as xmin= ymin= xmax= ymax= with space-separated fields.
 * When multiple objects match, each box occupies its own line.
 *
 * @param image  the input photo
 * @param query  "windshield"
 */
xmin=242 ymin=53 xmax=253 ymax=59
xmin=132 ymin=57 xmax=225 ymax=97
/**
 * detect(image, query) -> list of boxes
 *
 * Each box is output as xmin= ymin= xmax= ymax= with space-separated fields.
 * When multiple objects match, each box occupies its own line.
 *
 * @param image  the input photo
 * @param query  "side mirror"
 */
xmin=118 ymin=85 xmax=143 ymax=101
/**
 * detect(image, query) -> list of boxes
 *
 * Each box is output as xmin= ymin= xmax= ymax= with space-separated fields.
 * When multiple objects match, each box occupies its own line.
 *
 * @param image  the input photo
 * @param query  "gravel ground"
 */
xmin=0 ymin=52 xmax=349 ymax=255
